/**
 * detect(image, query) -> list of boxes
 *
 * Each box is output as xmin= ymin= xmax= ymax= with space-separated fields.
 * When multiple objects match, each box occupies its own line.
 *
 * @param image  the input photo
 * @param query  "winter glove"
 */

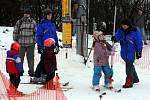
xmin=19 ymin=70 xmax=24 ymax=76
xmin=54 ymin=46 xmax=60 ymax=54
xmin=38 ymin=47 xmax=44 ymax=54
xmin=105 ymin=41 xmax=113 ymax=51
xmin=111 ymin=36 xmax=117 ymax=43
xmin=136 ymin=51 xmax=142 ymax=59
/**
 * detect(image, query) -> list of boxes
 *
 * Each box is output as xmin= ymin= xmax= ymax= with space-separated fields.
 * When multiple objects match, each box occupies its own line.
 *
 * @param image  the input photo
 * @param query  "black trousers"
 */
xmin=34 ymin=54 xmax=45 ymax=77
xmin=125 ymin=60 xmax=139 ymax=82
xmin=35 ymin=52 xmax=56 ymax=83
xmin=9 ymin=74 xmax=20 ymax=88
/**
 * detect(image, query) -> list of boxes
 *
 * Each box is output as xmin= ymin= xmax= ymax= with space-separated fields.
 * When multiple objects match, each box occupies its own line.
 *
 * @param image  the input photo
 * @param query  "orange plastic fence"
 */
xmin=111 ymin=45 xmax=150 ymax=69
xmin=0 ymin=70 xmax=67 ymax=100
xmin=1 ymin=43 xmax=150 ymax=100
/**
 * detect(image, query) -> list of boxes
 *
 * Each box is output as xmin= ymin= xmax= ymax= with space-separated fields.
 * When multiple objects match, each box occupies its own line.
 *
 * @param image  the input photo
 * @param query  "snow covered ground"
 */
xmin=0 ymin=26 xmax=150 ymax=100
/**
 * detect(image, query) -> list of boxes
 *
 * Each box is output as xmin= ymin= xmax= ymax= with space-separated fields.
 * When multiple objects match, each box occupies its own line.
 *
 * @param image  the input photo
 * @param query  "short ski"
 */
xmin=90 ymin=87 xmax=106 ymax=94
xmin=104 ymin=86 xmax=121 ymax=93
xmin=20 ymin=82 xmax=70 ymax=86
xmin=20 ymin=82 xmax=44 ymax=84
xmin=62 ymin=82 xmax=69 ymax=86
xmin=61 ymin=86 xmax=73 ymax=91
xmin=99 ymin=92 xmax=107 ymax=99
xmin=90 ymin=86 xmax=107 ymax=99
xmin=60 ymin=82 xmax=73 ymax=91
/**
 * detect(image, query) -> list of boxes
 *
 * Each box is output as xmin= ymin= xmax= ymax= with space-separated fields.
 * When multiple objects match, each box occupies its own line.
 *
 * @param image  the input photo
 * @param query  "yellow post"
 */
xmin=62 ymin=0 xmax=72 ymax=48
xmin=62 ymin=0 xmax=69 ymax=17
xmin=62 ymin=22 xmax=72 ymax=48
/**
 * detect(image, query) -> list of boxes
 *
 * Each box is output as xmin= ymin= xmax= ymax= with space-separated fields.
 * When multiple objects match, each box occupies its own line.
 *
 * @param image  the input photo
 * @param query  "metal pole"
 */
xmin=111 ymin=2 xmax=117 ymax=69
xmin=76 ymin=0 xmax=87 ymax=56
xmin=69 ymin=0 xmax=71 ymax=16
xmin=86 ymin=0 xmax=90 ymax=56
xmin=113 ymin=5 xmax=117 ymax=36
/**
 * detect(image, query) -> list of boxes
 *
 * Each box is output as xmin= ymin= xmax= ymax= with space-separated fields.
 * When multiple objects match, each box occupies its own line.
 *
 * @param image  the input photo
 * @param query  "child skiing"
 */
xmin=6 ymin=41 xmax=23 ymax=94
xmin=92 ymin=31 xmax=114 ymax=91
xmin=43 ymin=38 xmax=57 ymax=89
xmin=31 ymin=38 xmax=57 ymax=89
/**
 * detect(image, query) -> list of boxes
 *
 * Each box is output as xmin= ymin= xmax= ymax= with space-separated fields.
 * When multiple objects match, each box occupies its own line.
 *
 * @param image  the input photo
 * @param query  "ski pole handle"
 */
xmin=99 ymin=92 xmax=106 ymax=100
xmin=99 ymin=95 xmax=102 ymax=100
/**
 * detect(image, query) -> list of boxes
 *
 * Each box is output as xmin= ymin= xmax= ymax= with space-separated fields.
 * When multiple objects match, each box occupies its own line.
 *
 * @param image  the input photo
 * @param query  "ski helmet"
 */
xmin=11 ymin=42 xmax=21 ymax=52
xmin=44 ymin=38 xmax=55 ymax=47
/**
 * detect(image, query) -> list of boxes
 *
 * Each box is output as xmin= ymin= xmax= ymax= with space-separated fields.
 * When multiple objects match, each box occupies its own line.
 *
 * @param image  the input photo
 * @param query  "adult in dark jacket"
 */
xmin=34 ymin=8 xmax=59 ymax=80
xmin=133 ymin=10 xmax=147 ymax=45
xmin=112 ymin=19 xmax=143 ymax=88
xmin=13 ymin=8 xmax=36 ymax=76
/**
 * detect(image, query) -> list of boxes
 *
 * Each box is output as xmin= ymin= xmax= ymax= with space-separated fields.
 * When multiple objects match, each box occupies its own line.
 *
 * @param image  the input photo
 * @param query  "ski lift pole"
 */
xmin=66 ymin=48 xmax=68 ymax=59
xmin=111 ymin=3 xmax=117 ymax=69
xmin=62 ymin=0 xmax=72 ymax=59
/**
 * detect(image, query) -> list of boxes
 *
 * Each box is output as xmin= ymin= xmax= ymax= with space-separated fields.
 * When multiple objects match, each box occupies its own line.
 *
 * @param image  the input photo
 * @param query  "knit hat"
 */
xmin=44 ymin=38 xmax=55 ymax=47
xmin=121 ymin=18 xmax=132 ymax=26
xmin=43 ymin=8 xmax=53 ymax=17
xmin=93 ymin=31 xmax=104 ymax=41
xmin=24 ymin=8 xmax=31 ymax=14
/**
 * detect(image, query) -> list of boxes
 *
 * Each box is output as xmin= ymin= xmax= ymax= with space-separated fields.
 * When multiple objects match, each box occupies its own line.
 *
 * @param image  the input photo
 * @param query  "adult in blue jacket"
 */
xmin=36 ymin=10 xmax=59 ymax=50
xmin=34 ymin=8 xmax=59 ymax=79
xmin=112 ymin=19 xmax=143 ymax=88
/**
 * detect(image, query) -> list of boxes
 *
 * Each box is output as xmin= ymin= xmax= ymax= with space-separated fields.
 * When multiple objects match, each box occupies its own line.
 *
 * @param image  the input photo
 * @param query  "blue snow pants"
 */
xmin=92 ymin=65 xmax=113 ymax=86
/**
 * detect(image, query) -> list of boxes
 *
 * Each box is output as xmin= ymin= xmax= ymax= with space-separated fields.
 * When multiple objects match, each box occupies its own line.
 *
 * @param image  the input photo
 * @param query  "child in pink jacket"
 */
xmin=92 ymin=31 xmax=114 ymax=91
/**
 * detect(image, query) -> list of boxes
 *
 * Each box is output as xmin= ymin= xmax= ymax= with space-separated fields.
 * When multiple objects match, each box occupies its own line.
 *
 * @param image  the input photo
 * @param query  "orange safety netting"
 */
xmin=111 ymin=45 xmax=150 ymax=69
xmin=0 ymin=70 xmax=67 ymax=100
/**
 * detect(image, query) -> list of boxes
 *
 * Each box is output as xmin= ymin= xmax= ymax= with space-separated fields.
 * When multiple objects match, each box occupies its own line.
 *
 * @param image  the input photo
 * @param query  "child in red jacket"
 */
xmin=6 ymin=42 xmax=23 ymax=89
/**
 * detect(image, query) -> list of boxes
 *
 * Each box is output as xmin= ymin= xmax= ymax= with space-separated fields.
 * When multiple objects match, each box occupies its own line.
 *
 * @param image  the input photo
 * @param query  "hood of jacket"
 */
xmin=120 ymin=26 xmax=137 ymax=35
xmin=41 ymin=17 xmax=52 ymax=24
xmin=7 ymin=50 xmax=18 ymax=57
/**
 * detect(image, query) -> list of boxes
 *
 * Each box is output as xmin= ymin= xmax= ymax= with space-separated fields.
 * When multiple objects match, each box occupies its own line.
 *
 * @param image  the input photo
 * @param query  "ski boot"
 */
xmin=93 ymin=85 xmax=100 ymax=91
xmin=123 ymin=76 xmax=133 ymax=88
xmin=30 ymin=77 xmax=46 ymax=84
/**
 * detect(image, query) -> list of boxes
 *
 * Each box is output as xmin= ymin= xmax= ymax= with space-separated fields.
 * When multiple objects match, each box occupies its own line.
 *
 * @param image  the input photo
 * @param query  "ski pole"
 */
xmin=84 ymin=17 xmax=97 ymax=65
xmin=84 ymin=47 xmax=93 ymax=65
